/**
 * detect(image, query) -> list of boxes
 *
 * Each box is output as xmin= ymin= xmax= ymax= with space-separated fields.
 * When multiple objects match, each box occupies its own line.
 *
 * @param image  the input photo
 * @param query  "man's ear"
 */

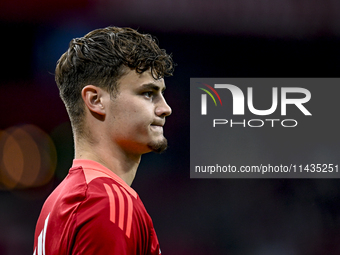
xmin=81 ymin=85 xmax=106 ymax=116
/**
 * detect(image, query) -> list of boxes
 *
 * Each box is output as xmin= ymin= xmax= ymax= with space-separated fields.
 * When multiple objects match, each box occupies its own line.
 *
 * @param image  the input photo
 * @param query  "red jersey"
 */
xmin=33 ymin=159 xmax=161 ymax=255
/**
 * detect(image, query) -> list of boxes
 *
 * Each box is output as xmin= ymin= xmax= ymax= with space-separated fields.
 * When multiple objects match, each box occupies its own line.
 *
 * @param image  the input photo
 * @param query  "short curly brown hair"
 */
xmin=55 ymin=26 xmax=175 ymax=135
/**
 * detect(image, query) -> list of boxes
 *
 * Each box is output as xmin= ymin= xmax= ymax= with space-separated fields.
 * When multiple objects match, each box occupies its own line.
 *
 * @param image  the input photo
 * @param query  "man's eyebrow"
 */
xmin=140 ymin=83 xmax=166 ymax=91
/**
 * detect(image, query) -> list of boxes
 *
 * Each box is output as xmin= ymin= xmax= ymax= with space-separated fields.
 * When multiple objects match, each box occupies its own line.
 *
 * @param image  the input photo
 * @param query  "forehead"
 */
xmin=117 ymin=69 xmax=165 ymax=91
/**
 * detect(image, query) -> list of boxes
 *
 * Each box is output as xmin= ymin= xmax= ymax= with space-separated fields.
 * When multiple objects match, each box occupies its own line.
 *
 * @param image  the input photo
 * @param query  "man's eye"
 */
xmin=143 ymin=92 xmax=153 ymax=98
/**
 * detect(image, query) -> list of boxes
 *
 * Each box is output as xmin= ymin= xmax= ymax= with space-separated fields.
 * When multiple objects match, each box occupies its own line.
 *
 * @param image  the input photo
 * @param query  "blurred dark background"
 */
xmin=1 ymin=0 xmax=340 ymax=254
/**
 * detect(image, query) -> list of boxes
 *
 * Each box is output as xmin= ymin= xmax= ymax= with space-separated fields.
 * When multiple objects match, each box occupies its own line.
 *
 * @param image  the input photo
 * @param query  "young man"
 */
xmin=33 ymin=26 xmax=174 ymax=255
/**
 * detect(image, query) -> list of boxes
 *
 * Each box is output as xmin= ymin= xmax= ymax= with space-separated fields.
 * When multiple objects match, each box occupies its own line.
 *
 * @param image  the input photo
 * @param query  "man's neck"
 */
xmin=74 ymin=139 xmax=141 ymax=186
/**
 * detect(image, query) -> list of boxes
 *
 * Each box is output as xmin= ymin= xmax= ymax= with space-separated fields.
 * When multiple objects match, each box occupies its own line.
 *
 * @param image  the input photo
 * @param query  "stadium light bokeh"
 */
xmin=0 ymin=124 xmax=57 ymax=190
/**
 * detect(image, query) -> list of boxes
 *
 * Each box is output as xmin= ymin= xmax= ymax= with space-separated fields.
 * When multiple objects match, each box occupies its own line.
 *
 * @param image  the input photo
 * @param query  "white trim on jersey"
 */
xmin=34 ymin=213 xmax=50 ymax=255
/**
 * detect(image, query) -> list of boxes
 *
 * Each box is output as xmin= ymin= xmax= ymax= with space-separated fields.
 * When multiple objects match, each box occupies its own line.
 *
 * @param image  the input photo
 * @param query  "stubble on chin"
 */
xmin=147 ymin=137 xmax=168 ymax=153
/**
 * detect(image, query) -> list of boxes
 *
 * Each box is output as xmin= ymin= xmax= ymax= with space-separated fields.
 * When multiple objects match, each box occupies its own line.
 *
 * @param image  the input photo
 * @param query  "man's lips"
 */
xmin=150 ymin=121 xmax=165 ymax=132
xmin=151 ymin=120 xmax=165 ymax=127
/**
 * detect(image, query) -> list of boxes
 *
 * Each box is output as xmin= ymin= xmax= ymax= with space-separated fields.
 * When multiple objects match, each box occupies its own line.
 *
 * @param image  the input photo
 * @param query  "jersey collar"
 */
xmin=72 ymin=159 xmax=138 ymax=199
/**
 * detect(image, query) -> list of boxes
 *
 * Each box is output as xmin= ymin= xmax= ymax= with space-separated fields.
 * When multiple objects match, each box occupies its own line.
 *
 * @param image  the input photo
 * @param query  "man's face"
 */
xmin=105 ymin=69 xmax=172 ymax=155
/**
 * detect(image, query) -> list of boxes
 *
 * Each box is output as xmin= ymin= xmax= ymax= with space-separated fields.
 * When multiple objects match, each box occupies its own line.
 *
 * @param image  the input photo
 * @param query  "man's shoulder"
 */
xmin=44 ymin=161 xmax=139 ymax=209
xmin=76 ymin=160 xmax=139 ymax=200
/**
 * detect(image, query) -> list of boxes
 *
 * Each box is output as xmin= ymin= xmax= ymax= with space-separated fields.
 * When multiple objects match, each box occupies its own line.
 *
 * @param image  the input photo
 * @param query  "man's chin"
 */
xmin=147 ymin=137 xmax=168 ymax=154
